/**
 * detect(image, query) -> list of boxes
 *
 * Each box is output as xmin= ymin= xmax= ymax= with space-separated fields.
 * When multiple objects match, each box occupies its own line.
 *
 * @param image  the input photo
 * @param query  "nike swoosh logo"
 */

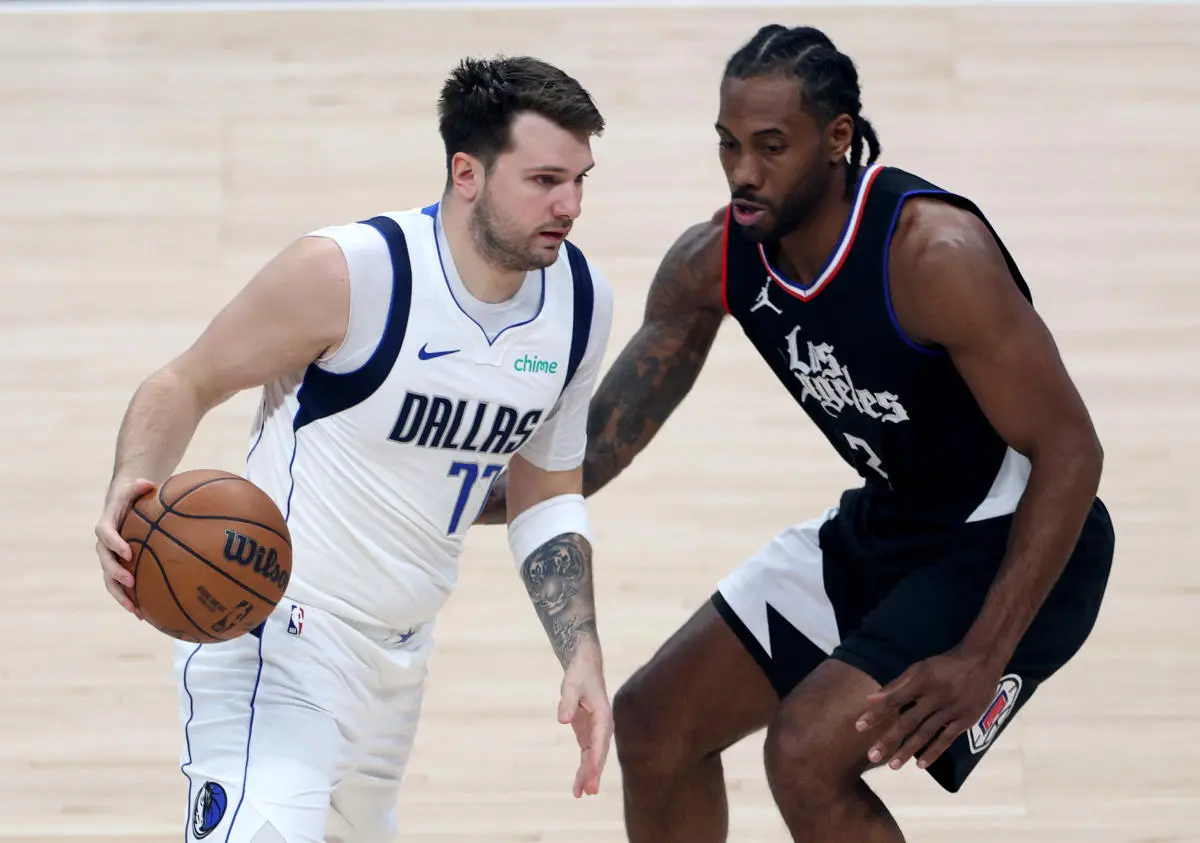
xmin=417 ymin=343 xmax=460 ymax=360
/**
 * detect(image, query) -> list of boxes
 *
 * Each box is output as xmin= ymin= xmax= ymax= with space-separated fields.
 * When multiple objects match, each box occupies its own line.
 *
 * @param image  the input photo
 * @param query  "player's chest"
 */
xmin=737 ymin=287 xmax=913 ymax=427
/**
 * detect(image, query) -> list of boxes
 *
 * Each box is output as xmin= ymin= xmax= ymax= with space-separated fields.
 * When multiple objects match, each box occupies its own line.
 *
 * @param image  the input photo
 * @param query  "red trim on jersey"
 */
xmin=720 ymin=204 xmax=731 ymax=315
xmin=759 ymin=162 xmax=884 ymax=303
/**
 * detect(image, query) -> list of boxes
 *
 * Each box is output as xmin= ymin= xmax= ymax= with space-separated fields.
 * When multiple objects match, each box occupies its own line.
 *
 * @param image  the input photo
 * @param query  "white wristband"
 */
xmin=507 ymin=493 xmax=591 ymax=568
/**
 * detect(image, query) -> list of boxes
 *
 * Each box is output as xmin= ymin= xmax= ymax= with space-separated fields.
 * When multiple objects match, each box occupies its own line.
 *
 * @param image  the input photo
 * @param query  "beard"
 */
xmin=469 ymin=189 xmax=557 ymax=272
xmin=736 ymin=159 xmax=835 ymax=244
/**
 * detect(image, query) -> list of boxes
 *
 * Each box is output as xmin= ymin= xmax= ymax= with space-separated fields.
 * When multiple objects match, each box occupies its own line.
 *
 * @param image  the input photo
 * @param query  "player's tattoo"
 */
xmin=583 ymin=220 xmax=725 ymax=497
xmin=520 ymin=532 xmax=597 ymax=668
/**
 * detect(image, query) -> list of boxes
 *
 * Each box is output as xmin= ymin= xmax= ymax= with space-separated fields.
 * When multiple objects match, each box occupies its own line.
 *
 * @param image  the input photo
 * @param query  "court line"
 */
xmin=2 ymin=0 xmax=1199 ymax=14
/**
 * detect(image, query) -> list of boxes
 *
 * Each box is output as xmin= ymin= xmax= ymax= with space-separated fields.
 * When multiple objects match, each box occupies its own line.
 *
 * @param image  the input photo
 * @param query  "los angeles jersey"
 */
xmin=244 ymin=203 xmax=612 ymax=632
xmin=722 ymin=164 xmax=1032 ymax=530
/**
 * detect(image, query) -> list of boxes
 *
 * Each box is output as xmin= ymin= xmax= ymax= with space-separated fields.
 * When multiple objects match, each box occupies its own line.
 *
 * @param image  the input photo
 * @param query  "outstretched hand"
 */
xmin=557 ymin=650 xmax=613 ymax=798
xmin=855 ymin=647 xmax=1004 ymax=771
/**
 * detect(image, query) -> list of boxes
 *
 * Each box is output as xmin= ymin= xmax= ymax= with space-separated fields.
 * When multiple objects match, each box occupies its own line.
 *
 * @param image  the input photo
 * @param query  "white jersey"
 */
xmin=242 ymin=202 xmax=612 ymax=633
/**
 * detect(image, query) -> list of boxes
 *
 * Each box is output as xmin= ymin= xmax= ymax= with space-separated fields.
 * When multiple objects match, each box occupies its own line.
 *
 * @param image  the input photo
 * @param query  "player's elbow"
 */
xmin=148 ymin=360 xmax=227 ymax=419
xmin=1034 ymin=417 xmax=1104 ymax=497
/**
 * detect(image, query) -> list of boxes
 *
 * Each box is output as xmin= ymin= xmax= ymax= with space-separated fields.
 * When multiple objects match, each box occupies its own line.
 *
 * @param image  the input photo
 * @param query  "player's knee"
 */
xmin=762 ymin=706 xmax=854 ymax=801
xmin=613 ymin=672 xmax=682 ymax=771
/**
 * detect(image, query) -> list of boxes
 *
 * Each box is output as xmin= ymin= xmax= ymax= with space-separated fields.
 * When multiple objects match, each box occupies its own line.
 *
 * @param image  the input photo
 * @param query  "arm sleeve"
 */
xmin=516 ymin=260 xmax=615 ymax=472
xmin=304 ymin=222 xmax=394 ymax=374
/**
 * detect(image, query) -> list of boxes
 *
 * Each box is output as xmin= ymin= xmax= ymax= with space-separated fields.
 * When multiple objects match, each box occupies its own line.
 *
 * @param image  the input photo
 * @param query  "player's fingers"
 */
xmin=96 ymin=539 xmax=135 ymax=589
xmin=916 ymin=720 xmax=964 ymax=770
xmin=868 ymin=697 xmax=936 ymax=765
xmin=886 ymin=712 xmax=945 ymax=770
xmin=576 ymin=739 xmax=603 ymax=796
xmin=94 ymin=520 xmax=127 ymax=560
xmin=858 ymin=668 xmax=919 ymax=731
xmin=591 ymin=709 xmax=613 ymax=774
xmin=102 ymin=571 xmax=140 ymax=617
xmin=558 ymin=682 xmax=582 ymax=725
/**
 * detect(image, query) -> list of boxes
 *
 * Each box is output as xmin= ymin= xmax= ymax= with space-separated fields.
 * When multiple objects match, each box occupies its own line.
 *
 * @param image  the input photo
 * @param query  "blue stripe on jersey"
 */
xmin=292 ymin=215 xmax=415 ymax=432
xmin=881 ymin=190 xmax=947 ymax=357
xmin=562 ymin=241 xmax=594 ymax=393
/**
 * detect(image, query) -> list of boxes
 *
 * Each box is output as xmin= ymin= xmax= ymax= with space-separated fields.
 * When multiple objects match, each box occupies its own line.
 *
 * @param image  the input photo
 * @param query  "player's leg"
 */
xmin=325 ymin=621 xmax=434 ymax=843
xmin=762 ymin=659 xmax=903 ymax=842
xmin=175 ymin=602 xmax=359 ymax=843
xmin=759 ymin=498 xmax=1115 ymax=840
xmin=709 ymin=504 xmax=906 ymax=841
xmin=614 ymin=508 xmax=855 ymax=843
xmin=613 ymin=599 xmax=779 ymax=843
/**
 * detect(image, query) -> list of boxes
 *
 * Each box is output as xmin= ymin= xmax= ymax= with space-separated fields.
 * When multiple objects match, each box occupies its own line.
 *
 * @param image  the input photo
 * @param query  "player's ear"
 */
xmin=826 ymin=114 xmax=854 ymax=164
xmin=450 ymin=152 xmax=482 ymax=201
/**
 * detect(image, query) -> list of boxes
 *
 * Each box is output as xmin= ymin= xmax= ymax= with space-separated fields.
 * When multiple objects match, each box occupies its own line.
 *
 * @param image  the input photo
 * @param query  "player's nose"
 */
xmin=729 ymin=153 xmax=763 ymax=192
xmin=553 ymin=183 xmax=584 ymax=220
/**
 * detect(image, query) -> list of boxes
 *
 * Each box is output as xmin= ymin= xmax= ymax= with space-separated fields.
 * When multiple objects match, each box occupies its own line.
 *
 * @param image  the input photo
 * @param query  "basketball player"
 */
xmin=93 ymin=56 xmax=615 ymax=843
xmin=477 ymin=25 xmax=1115 ymax=842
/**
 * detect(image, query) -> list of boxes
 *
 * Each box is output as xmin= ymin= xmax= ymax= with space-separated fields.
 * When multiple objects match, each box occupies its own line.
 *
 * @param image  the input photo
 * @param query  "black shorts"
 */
xmin=711 ymin=492 xmax=1114 ymax=794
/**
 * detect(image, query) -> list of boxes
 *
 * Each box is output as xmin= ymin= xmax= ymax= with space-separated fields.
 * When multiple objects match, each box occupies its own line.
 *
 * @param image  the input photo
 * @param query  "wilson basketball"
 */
xmin=117 ymin=469 xmax=292 ymax=643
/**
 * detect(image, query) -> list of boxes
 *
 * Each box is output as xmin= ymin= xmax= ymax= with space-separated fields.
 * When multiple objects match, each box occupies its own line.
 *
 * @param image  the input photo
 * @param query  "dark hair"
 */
xmin=437 ymin=55 xmax=605 ymax=178
xmin=725 ymin=25 xmax=880 ymax=195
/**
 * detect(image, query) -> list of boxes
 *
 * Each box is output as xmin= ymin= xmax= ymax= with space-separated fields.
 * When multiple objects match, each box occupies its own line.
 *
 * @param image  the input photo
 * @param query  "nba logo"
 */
xmin=287 ymin=604 xmax=304 ymax=636
xmin=967 ymin=673 xmax=1022 ymax=754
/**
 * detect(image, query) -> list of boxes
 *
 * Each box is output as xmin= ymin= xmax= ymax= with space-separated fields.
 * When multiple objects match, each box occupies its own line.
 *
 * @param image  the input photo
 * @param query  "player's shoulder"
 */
xmin=561 ymin=237 xmax=614 ymax=307
xmin=306 ymin=205 xmax=436 ymax=242
xmin=646 ymin=207 xmax=727 ymax=309
xmin=891 ymin=194 xmax=995 ymax=274
xmin=678 ymin=206 xmax=728 ymax=278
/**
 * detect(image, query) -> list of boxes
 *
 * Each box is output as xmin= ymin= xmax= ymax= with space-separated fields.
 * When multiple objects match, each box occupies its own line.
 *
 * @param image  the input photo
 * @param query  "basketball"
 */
xmin=117 ymin=469 xmax=293 ymax=643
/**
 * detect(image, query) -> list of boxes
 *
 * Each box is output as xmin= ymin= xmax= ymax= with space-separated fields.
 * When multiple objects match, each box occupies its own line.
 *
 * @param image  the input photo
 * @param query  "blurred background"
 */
xmin=1 ymin=0 xmax=1197 ymax=841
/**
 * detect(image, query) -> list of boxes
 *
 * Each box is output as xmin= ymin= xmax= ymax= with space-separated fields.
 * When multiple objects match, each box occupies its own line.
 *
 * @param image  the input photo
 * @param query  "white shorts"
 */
xmin=173 ymin=599 xmax=434 ymax=843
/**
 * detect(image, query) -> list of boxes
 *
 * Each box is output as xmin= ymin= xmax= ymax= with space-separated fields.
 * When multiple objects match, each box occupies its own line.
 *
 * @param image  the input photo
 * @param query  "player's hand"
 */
xmin=94 ymin=477 xmax=156 ymax=619
xmin=557 ymin=644 xmax=613 ymax=798
xmin=854 ymin=645 xmax=1004 ymax=771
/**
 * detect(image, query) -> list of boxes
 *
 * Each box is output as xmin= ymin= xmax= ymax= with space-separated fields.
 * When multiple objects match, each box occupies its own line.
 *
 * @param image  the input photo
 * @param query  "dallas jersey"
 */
xmin=722 ymin=163 xmax=1032 ymax=530
xmin=242 ymin=203 xmax=612 ymax=633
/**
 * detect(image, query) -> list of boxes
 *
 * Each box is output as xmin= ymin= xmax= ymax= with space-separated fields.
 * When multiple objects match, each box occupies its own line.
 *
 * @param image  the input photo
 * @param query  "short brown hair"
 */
xmin=437 ymin=55 xmax=605 ymax=176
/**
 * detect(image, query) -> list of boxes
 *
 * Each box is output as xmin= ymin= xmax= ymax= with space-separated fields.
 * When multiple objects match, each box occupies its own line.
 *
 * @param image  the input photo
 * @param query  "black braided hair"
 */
xmin=725 ymin=25 xmax=881 ymax=195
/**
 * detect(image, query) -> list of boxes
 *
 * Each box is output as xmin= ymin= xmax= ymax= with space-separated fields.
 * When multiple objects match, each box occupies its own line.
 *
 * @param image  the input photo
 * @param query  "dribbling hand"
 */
xmin=94 ymin=477 xmax=157 ymax=620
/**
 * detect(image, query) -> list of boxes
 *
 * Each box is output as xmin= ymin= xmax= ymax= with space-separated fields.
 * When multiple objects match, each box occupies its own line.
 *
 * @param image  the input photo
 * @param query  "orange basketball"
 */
xmin=117 ymin=469 xmax=292 ymax=643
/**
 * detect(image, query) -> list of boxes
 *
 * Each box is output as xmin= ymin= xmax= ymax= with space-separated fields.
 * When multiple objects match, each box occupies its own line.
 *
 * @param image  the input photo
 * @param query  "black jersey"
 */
xmin=721 ymin=164 xmax=1034 ymax=531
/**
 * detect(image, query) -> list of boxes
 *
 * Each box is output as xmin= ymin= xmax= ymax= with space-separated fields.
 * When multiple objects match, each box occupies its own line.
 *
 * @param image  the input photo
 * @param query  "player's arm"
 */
xmin=891 ymin=199 xmax=1104 ymax=663
xmin=506 ymin=457 xmax=598 ymax=670
xmin=581 ymin=212 xmax=727 ymax=497
xmin=95 ymin=236 xmax=350 ymax=614
xmin=855 ymin=198 xmax=1105 ymax=767
xmin=502 ymin=267 xmax=615 ymax=798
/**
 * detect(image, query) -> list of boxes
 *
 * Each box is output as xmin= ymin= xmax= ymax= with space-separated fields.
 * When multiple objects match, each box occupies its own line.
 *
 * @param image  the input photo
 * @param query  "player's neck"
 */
xmin=775 ymin=165 xmax=853 ymax=287
xmin=438 ymin=198 xmax=526 ymax=304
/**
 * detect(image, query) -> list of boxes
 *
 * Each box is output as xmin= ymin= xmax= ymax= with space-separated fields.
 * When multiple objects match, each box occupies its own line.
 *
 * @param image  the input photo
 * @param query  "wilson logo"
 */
xmin=222 ymin=530 xmax=290 ymax=589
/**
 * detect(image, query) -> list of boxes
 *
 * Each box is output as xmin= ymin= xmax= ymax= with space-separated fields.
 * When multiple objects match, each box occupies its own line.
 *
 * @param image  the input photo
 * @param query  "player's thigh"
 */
xmin=176 ymin=605 xmax=364 ymax=843
xmin=326 ymin=625 xmax=433 ymax=843
xmin=830 ymin=499 xmax=1115 ymax=792
xmin=610 ymin=513 xmax=852 ymax=766
xmin=712 ymin=506 xmax=846 ymax=699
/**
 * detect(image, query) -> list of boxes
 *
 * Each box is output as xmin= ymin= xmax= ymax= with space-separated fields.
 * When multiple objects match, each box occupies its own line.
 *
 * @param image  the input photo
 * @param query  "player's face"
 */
xmin=472 ymin=112 xmax=595 ymax=271
xmin=716 ymin=74 xmax=846 ymax=242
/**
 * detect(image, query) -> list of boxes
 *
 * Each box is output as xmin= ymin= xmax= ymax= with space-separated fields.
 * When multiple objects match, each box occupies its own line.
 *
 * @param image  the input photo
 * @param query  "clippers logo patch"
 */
xmin=192 ymin=781 xmax=227 ymax=839
xmin=287 ymin=603 xmax=304 ymax=635
xmin=967 ymin=673 xmax=1022 ymax=755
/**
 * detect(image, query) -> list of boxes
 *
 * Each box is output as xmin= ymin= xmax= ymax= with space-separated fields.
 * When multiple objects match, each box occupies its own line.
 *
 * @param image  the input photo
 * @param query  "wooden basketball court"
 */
xmin=1 ymin=1 xmax=1197 ymax=840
